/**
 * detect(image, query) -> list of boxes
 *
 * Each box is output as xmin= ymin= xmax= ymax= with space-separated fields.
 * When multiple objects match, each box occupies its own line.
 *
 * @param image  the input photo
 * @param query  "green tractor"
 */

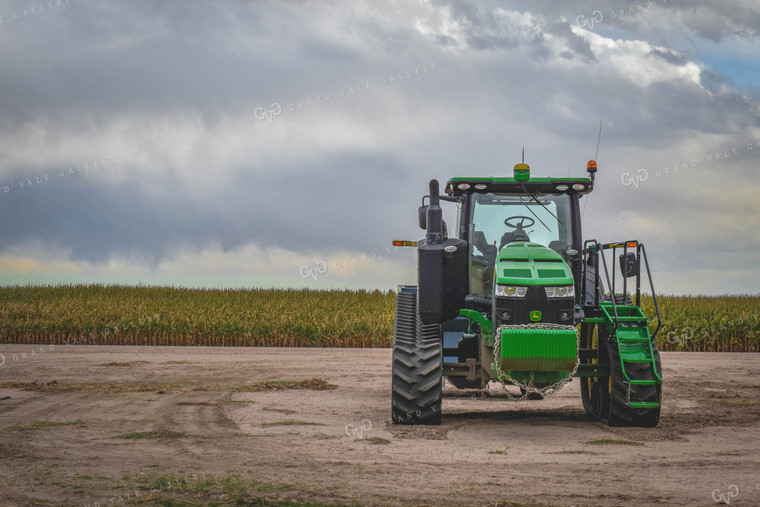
xmin=391 ymin=159 xmax=662 ymax=427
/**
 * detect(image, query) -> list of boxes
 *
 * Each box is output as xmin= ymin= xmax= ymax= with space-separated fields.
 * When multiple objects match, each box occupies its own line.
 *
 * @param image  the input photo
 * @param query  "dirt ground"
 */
xmin=0 ymin=345 xmax=759 ymax=507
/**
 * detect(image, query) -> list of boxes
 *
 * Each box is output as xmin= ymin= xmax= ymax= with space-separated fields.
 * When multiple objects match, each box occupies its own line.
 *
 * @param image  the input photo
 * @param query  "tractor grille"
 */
xmin=493 ymin=286 xmax=574 ymax=327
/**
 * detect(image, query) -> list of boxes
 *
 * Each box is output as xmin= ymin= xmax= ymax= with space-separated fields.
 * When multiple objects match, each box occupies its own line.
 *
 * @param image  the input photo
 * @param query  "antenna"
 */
xmin=582 ymin=120 xmax=602 ymax=218
xmin=522 ymin=146 xmax=525 ymax=164
xmin=595 ymin=120 xmax=603 ymax=162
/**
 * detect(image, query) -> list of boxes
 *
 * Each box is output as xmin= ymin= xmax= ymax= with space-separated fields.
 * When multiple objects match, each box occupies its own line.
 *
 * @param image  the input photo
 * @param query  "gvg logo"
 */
xmin=299 ymin=261 xmax=327 ymax=281
xmin=345 ymin=419 xmax=372 ymax=439
xmin=576 ymin=10 xmax=603 ymax=31
xmin=712 ymin=485 xmax=739 ymax=504
xmin=621 ymin=168 xmax=649 ymax=189
xmin=254 ymin=103 xmax=282 ymax=123
xmin=666 ymin=327 xmax=694 ymax=348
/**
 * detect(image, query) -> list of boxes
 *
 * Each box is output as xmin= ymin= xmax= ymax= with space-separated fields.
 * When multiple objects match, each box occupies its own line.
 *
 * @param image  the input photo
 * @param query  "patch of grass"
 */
xmin=0 ymin=380 xmax=201 ymax=394
xmin=362 ymin=437 xmax=391 ymax=445
xmin=115 ymin=430 xmax=186 ymax=440
xmin=220 ymin=472 xmax=248 ymax=498
xmin=221 ymin=400 xmax=255 ymax=406
xmin=584 ymin=438 xmax=645 ymax=446
xmin=133 ymin=472 xmax=343 ymax=506
xmin=218 ymin=473 xmax=321 ymax=503
xmin=192 ymin=476 xmax=217 ymax=493
xmin=720 ymin=398 xmax=760 ymax=406
xmin=262 ymin=407 xmax=297 ymax=415
xmin=259 ymin=420 xmax=326 ymax=427
xmin=234 ymin=378 xmax=338 ymax=392
xmin=99 ymin=361 xmax=147 ymax=367
xmin=138 ymin=473 xmax=200 ymax=492
xmin=5 ymin=419 xmax=86 ymax=431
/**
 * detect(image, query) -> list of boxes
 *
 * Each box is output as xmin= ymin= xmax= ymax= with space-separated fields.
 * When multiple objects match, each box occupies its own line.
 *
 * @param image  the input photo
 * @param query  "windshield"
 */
xmin=468 ymin=192 xmax=574 ymax=296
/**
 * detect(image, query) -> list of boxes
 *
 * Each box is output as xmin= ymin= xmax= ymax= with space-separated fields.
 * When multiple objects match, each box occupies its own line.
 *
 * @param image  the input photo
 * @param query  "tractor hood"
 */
xmin=495 ymin=242 xmax=573 ymax=286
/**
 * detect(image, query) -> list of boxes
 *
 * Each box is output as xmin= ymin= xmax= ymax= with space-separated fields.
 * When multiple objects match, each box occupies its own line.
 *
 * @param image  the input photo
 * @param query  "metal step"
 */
xmin=616 ymin=316 xmax=649 ymax=322
xmin=629 ymin=401 xmax=659 ymax=409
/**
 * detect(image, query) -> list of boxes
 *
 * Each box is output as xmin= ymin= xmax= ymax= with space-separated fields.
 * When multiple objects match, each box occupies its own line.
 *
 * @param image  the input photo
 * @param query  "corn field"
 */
xmin=640 ymin=294 xmax=760 ymax=352
xmin=0 ymin=286 xmax=758 ymax=351
xmin=0 ymin=286 xmax=394 ymax=348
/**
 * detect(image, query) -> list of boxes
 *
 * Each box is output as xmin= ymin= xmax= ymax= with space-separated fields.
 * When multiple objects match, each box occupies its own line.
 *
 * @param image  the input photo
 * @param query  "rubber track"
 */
xmin=391 ymin=291 xmax=443 ymax=425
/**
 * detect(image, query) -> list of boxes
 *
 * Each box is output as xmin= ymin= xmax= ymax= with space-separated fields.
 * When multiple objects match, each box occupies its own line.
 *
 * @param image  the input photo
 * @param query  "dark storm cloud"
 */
xmin=0 ymin=149 xmax=418 ymax=264
xmin=0 ymin=0 xmax=377 ymax=127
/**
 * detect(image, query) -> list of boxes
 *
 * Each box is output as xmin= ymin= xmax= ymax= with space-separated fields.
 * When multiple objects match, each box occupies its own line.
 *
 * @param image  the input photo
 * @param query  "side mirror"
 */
xmin=619 ymin=252 xmax=639 ymax=278
xmin=418 ymin=205 xmax=428 ymax=230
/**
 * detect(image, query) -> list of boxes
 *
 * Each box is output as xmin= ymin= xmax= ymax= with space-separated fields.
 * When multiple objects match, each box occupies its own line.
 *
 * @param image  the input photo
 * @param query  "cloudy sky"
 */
xmin=0 ymin=0 xmax=759 ymax=295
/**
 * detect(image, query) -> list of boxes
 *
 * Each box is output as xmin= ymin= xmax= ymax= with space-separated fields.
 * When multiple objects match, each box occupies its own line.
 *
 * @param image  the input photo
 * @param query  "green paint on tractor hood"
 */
xmin=495 ymin=243 xmax=573 ymax=286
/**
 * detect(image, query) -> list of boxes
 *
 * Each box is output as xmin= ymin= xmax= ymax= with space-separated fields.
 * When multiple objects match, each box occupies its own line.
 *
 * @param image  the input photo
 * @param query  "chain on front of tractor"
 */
xmin=490 ymin=323 xmax=580 ymax=400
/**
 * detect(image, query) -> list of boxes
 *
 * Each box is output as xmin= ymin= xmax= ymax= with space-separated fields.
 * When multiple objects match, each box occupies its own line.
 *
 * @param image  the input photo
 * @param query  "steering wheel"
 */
xmin=504 ymin=216 xmax=535 ymax=230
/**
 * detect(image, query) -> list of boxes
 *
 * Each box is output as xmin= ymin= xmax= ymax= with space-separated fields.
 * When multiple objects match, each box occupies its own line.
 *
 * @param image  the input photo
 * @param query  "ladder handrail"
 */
xmin=581 ymin=239 xmax=660 ymax=339
xmin=640 ymin=243 xmax=662 ymax=339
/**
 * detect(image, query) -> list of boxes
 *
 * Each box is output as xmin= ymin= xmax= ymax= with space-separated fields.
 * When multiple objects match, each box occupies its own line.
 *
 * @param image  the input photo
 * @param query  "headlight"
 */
xmin=544 ymin=286 xmax=575 ymax=298
xmin=496 ymin=285 xmax=527 ymax=298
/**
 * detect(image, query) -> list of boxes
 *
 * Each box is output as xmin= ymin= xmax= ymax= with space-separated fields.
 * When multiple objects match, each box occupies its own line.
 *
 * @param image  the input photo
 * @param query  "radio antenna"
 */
xmin=595 ymin=120 xmax=603 ymax=162
xmin=522 ymin=146 xmax=525 ymax=164
xmin=582 ymin=120 xmax=603 ymax=218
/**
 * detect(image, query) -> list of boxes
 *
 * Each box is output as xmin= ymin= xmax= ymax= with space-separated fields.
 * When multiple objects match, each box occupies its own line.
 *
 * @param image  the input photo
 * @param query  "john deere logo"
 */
xmin=529 ymin=310 xmax=542 ymax=322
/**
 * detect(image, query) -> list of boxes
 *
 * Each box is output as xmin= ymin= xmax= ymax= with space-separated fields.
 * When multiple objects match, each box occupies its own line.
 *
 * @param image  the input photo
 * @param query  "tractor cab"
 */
xmin=444 ymin=164 xmax=590 ymax=301
xmin=464 ymin=189 xmax=578 ymax=299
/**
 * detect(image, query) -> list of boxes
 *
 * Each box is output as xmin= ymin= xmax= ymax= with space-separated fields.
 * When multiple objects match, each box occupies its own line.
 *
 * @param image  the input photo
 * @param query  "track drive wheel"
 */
xmin=581 ymin=323 xmax=613 ymax=419
xmin=579 ymin=322 xmax=598 ymax=417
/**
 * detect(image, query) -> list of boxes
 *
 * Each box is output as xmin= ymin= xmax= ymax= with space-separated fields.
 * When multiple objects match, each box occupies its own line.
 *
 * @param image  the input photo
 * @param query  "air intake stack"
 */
xmin=417 ymin=179 xmax=468 ymax=324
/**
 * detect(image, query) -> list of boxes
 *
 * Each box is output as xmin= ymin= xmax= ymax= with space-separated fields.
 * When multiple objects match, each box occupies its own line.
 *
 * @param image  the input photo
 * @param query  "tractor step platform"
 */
xmin=599 ymin=302 xmax=649 ymax=326
xmin=628 ymin=401 xmax=660 ymax=409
